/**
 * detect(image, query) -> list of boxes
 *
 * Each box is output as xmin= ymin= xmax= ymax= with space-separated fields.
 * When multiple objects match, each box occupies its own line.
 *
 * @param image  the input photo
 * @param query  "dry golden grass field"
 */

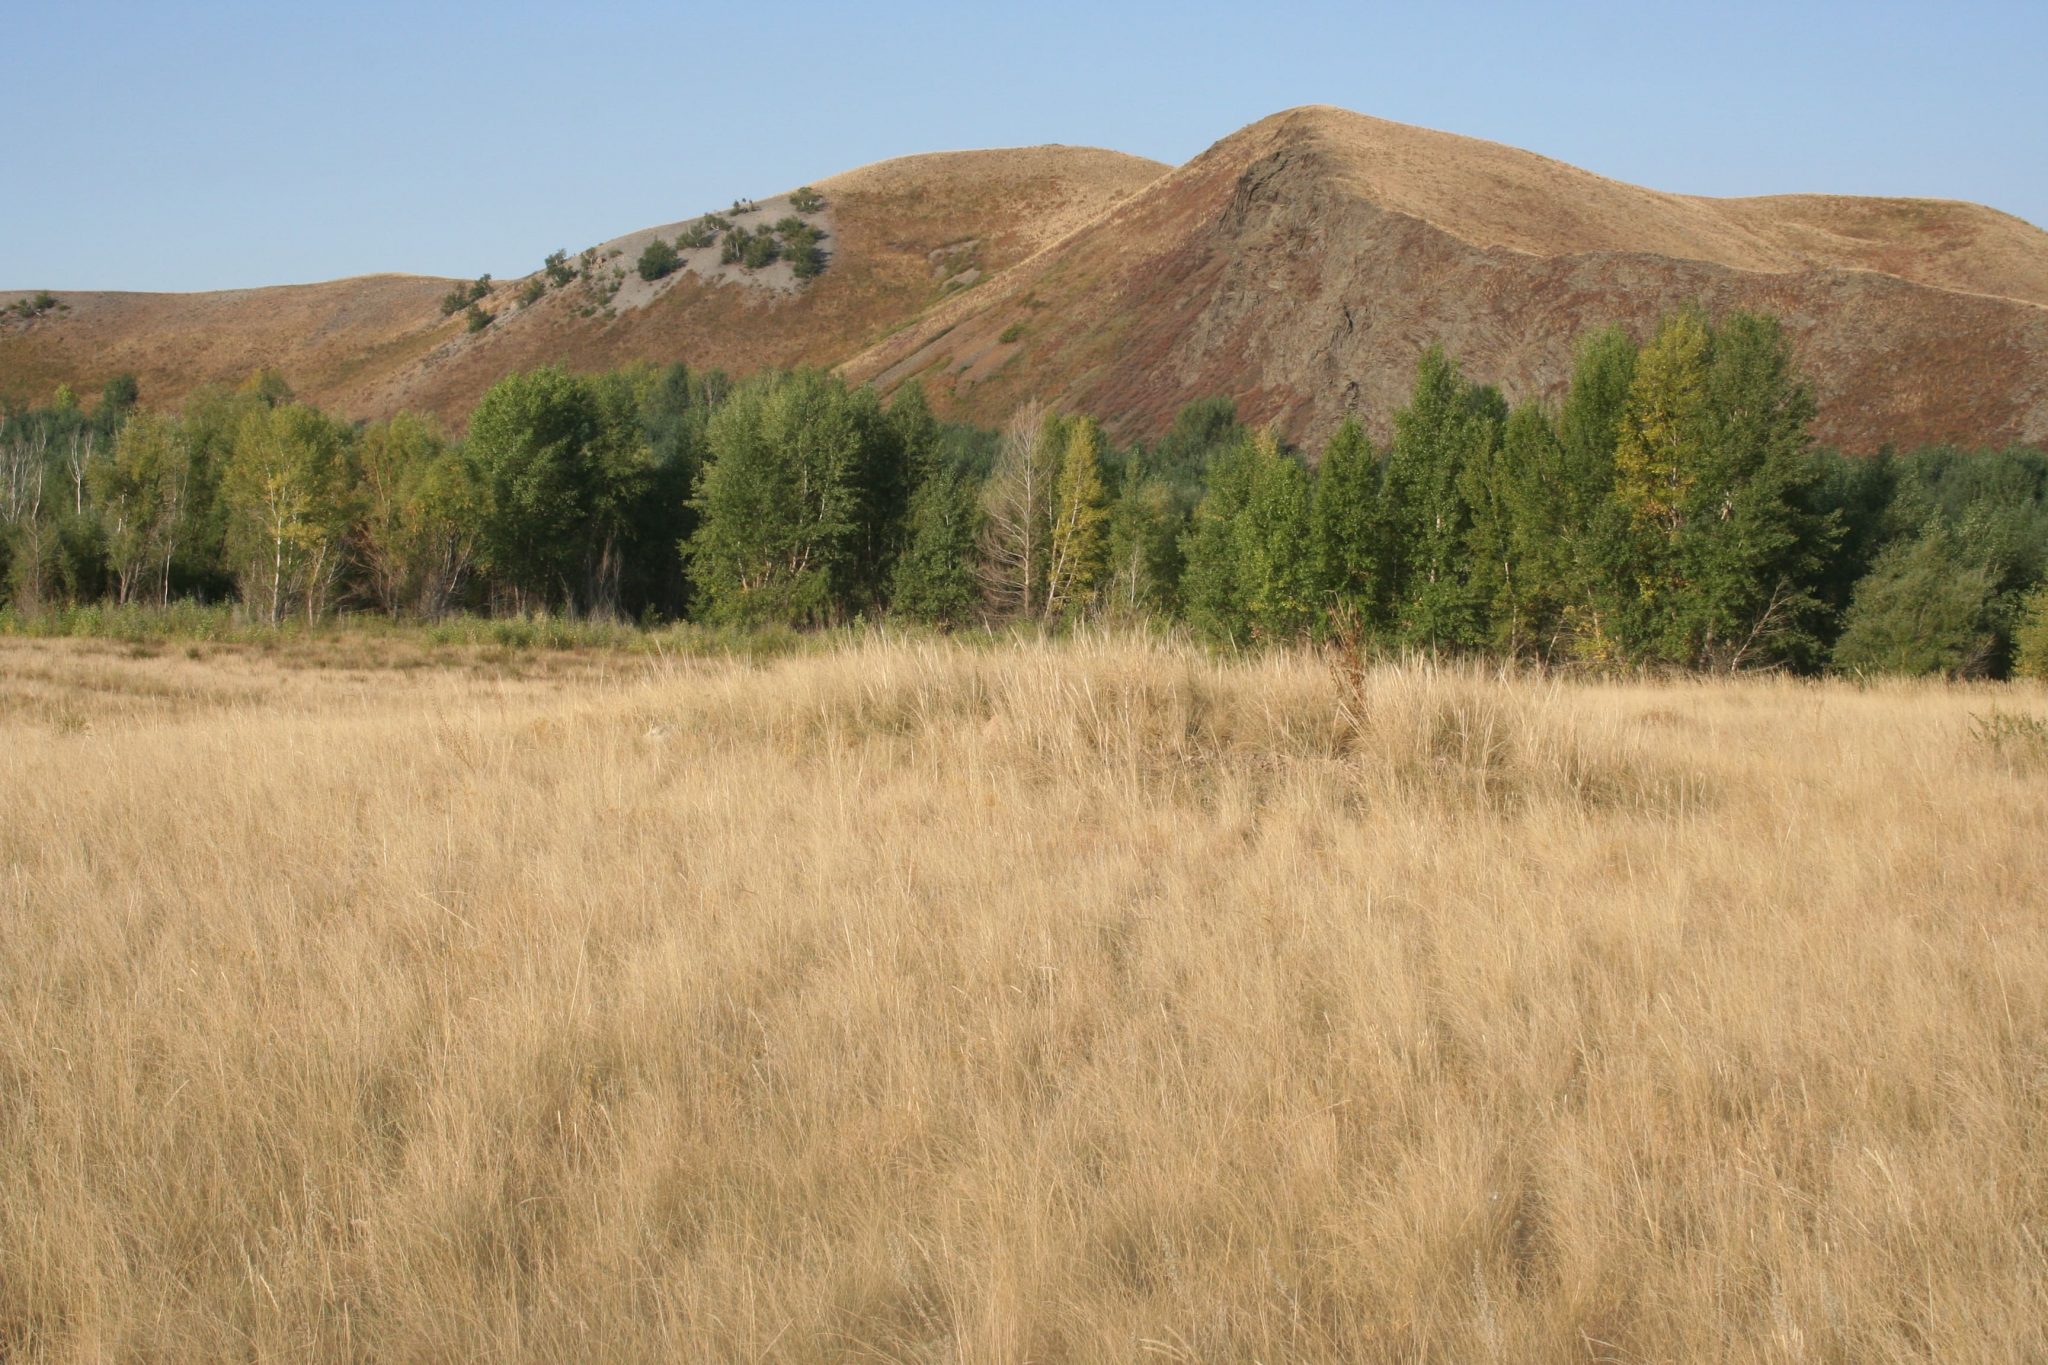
xmin=1 ymin=632 xmax=2044 ymax=1361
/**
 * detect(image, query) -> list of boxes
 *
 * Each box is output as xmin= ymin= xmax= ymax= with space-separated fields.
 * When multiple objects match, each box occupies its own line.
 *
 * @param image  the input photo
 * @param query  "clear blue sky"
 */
xmin=8 ymin=0 xmax=2044 ymax=292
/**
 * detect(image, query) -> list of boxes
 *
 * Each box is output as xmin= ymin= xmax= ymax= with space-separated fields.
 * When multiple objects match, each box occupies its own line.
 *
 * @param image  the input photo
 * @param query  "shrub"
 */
xmin=789 ymin=186 xmax=824 ymax=213
xmin=721 ymin=226 xmax=780 ymax=268
xmin=774 ymin=220 xmax=827 ymax=280
xmin=8 ymin=292 xmax=65 ymax=319
xmin=999 ymin=322 xmax=1026 ymax=344
xmin=518 ymin=277 xmax=547 ymax=306
xmin=465 ymin=305 xmax=492 ymax=333
xmin=637 ymin=238 xmax=681 ymax=282
xmin=678 ymin=223 xmax=716 ymax=250
xmin=702 ymin=213 xmax=732 ymax=234
xmin=543 ymin=249 xmax=575 ymax=287
xmin=440 ymin=275 xmax=492 ymax=317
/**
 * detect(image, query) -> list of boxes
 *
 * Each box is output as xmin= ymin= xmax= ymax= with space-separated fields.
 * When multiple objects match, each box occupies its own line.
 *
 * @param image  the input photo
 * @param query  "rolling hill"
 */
xmin=7 ymin=106 xmax=2046 ymax=451
xmin=843 ymin=107 xmax=2048 ymax=452
xmin=0 ymin=146 xmax=1168 ymax=426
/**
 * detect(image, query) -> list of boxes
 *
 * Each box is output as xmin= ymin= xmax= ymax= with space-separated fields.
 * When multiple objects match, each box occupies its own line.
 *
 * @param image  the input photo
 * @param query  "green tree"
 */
xmin=2014 ymin=586 xmax=2048 ymax=680
xmin=1678 ymin=310 xmax=1832 ymax=669
xmin=891 ymin=471 xmax=983 ymax=626
xmin=1181 ymin=431 xmax=1315 ymax=645
xmin=466 ymin=367 xmax=602 ymax=612
xmin=1614 ymin=311 xmax=1708 ymax=540
xmin=221 ymin=402 xmax=356 ymax=623
xmin=686 ymin=370 xmax=866 ymax=625
xmin=1490 ymin=401 xmax=1568 ymax=656
xmin=1310 ymin=417 xmax=1384 ymax=632
xmin=1180 ymin=435 xmax=1257 ymax=645
xmin=1235 ymin=431 xmax=1317 ymax=641
xmin=354 ymin=413 xmax=462 ymax=616
xmin=94 ymin=373 xmax=139 ymax=441
xmin=625 ymin=363 xmax=713 ymax=620
xmin=1609 ymin=310 xmax=1711 ymax=659
xmin=1553 ymin=327 xmax=1638 ymax=660
xmin=1832 ymin=527 xmax=2001 ymax=676
xmin=1103 ymin=461 xmax=1181 ymax=619
xmin=1383 ymin=348 xmax=1494 ymax=649
xmin=89 ymin=411 xmax=190 ymax=606
xmin=835 ymin=384 xmax=909 ymax=615
xmin=581 ymin=370 xmax=663 ymax=616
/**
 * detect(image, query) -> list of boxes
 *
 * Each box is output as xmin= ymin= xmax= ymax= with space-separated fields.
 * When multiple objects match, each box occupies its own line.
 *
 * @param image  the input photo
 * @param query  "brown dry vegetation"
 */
xmin=845 ymin=106 xmax=2048 ymax=452
xmin=2 ymin=633 xmax=2044 ymax=1361
xmin=0 ymin=147 xmax=1166 ymax=427
xmin=14 ymin=107 xmax=2047 ymax=452
xmin=0 ymin=275 xmax=459 ymax=417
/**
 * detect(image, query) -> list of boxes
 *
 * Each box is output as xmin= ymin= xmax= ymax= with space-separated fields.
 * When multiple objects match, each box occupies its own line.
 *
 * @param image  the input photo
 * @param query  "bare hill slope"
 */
xmin=842 ymin=107 xmax=2048 ymax=451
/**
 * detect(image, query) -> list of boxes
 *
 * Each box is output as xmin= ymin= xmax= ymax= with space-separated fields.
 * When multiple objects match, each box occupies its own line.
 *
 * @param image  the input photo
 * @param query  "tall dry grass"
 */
xmin=1 ymin=633 xmax=2043 ymax=1361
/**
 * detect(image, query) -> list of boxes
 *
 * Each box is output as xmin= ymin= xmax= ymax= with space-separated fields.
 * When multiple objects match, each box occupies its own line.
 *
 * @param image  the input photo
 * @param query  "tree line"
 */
xmin=2 ymin=307 xmax=2044 ymax=677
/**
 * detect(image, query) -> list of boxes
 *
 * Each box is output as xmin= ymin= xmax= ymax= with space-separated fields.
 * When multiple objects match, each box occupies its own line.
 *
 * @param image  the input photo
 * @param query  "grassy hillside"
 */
xmin=2 ymin=632 xmax=2043 ymax=1359
xmin=8 ymin=106 xmax=2047 ymax=449
xmin=844 ymin=106 xmax=2048 ymax=452
xmin=0 ymin=147 xmax=1167 ymax=426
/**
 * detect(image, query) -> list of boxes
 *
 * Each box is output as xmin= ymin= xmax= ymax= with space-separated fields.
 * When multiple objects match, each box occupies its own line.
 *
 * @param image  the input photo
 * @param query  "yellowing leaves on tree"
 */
xmin=1044 ymin=416 xmax=1109 ymax=620
xmin=1614 ymin=309 xmax=1709 ymax=537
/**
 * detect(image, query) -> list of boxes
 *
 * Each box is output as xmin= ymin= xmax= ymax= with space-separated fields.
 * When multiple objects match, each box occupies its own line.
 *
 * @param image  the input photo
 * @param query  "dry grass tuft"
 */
xmin=1 ymin=633 xmax=2043 ymax=1361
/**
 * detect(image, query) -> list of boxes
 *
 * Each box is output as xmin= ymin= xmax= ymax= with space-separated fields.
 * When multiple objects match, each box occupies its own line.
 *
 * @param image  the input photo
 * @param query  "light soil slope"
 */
xmin=0 ymin=146 xmax=1168 ymax=425
xmin=841 ymin=106 xmax=2048 ymax=452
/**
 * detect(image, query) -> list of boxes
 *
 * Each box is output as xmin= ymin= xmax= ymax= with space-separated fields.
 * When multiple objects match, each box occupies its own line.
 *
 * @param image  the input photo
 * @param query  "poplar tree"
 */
xmin=467 ymin=367 xmax=601 ymax=613
xmin=686 ymin=370 xmax=864 ymax=625
xmin=352 ymin=412 xmax=444 ymax=617
xmin=221 ymin=402 xmax=356 ymax=624
xmin=91 ymin=411 xmax=190 ymax=606
xmin=891 ymin=469 xmax=982 ymax=626
xmin=1181 ymin=432 xmax=1315 ymax=645
xmin=1103 ymin=467 xmax=1180 ymax=618
xmin=1235 ymin=431 xmax=1317 ymax=641
xmin=1310 ymin=417 xmax=1383 ymax=632
xmin=1489 ymin=401 xmax=1567 ymax=656
xmin=1554 ymin=327 xmax=1638 ymax=660
xmin=1180 ymin=435 xmax=1257 ymax=644
xmin=1681 ymin=310 xmax=1831 ymax=668
xmin=978 ymin=403 xmax=1059 ymax=619
xmin=1044 ymin=417 xmax=1109 ymax=620
xmin=887 ymin=381 xmax=981 ymax=624
xmin=1383 ymin=349 xmax=1496 ymax=649
xmin=1611 ymin=309 xmax=1831 ymax=667
xmin=1611 ymin=310 xmax=1711 ymax=659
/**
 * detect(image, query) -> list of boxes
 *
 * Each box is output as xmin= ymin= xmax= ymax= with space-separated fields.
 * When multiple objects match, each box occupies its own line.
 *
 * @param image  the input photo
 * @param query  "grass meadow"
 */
xmin=1 ymin=630 xmax=2043 ymax=1361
